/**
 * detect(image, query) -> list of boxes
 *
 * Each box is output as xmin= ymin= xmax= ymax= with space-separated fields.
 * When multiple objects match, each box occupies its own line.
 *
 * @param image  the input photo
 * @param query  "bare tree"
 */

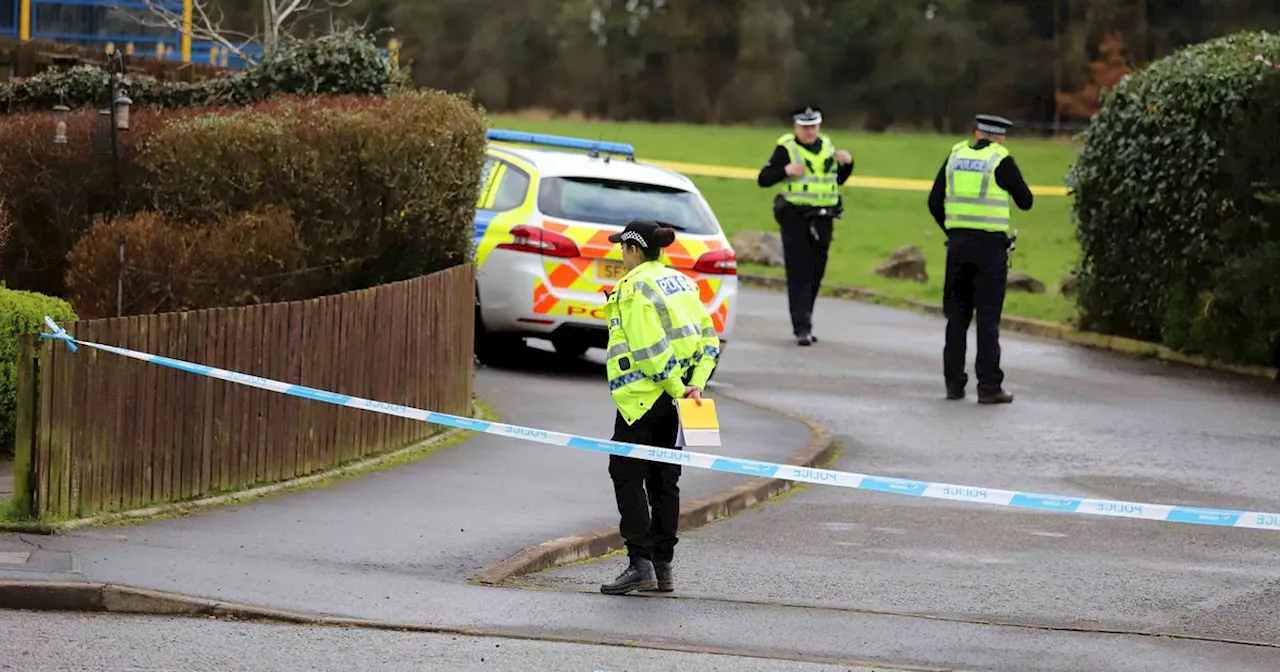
xmin=126 ymin=0 xmax=354 ymax=64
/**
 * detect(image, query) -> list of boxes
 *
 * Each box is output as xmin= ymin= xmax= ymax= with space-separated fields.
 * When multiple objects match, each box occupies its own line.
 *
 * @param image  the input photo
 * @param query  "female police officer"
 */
xmin=599 ymin=219 xmax=721 ymax=596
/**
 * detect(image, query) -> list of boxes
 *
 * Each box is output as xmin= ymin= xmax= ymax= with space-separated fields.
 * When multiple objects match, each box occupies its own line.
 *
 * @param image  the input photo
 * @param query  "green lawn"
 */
xmin=488 ymin=114 xmax=1084 ymax=324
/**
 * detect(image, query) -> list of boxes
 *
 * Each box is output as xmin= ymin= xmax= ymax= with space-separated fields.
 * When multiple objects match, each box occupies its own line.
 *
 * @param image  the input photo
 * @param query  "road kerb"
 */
xmin=0 ymin=400 xmax=490 ymax=535
xmin=469 ymin=398 xmax=837 ymax=586
xmin=740 ymin=273 xmax=1280 ymax=383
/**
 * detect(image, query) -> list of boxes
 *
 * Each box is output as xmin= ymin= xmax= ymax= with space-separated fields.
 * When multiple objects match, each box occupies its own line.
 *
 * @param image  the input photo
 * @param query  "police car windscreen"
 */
xmin=537 ymin=177 xmax=721 ymax=235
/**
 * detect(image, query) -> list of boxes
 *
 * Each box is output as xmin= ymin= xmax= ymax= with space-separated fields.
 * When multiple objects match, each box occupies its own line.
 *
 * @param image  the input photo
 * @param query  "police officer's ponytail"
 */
xmin=652 ymin=227 xmax=677 ymax=248
xmin=639 ymin=227 xmax=677 ymax=261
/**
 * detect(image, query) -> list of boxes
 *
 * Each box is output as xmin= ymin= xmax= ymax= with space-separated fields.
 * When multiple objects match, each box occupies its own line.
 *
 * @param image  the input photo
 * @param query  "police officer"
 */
xmin=927 ymin=114 xmax=1034 ymax=404
xmin=757 ymin=106 xmax=855 ymax=346
xmin=598 ymin=219 xmax=721 ymax=596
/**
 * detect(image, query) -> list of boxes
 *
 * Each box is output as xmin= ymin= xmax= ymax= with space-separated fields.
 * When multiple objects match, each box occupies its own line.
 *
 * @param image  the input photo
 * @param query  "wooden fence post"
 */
xmin=12 ymin=334 xmax=40 ymax=518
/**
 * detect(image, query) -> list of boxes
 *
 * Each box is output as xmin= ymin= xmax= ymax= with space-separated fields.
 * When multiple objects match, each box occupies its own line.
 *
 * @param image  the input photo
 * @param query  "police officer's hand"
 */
xmin=784 ymin=163 xmax=806 ymax=177
xmin=683 ymin=386 xmax=703 ymax=406
xmin=835 ymin=150 xmax=853 ymax=165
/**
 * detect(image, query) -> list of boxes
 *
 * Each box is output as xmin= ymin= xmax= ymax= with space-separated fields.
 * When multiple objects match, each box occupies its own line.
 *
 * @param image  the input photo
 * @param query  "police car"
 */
xmin=473 ymin=129 xmax=739 ymax=364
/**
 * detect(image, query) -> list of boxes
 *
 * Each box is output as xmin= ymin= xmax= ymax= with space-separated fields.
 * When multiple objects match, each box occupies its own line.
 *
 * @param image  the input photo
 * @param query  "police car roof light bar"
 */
xmin=486 ymin=129 xmax=637 ymax=160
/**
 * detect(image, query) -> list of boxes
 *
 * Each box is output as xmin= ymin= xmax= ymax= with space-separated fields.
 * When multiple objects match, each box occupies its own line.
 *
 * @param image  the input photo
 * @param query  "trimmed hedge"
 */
xmin=133 ymin=92 xmax=485 ymax=299
xmin=0 ymin=287 xmax=77 ymax=457
xmin=65 ymin=207 xmax=309 ymax=319
xmin=0 ymin=31 xmax=408 ymax=115
xmin=0 ymin=104 xmax=190 ymax=296
xmin=1068 ymin=31 xmax=1280 ymax=366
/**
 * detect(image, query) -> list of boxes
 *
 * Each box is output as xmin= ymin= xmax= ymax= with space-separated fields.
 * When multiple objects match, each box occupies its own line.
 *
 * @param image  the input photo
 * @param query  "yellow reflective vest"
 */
xmin=775 ymin=133 xmax=840 ymax=207
xmin=943 ymin=140 xmax=1012 ymax=232
xmin=605 ymin=261 xmax=721 ymax=425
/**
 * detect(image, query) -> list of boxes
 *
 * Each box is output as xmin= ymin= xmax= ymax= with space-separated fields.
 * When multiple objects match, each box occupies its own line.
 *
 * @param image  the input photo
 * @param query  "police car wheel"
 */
xmin=551 ymin=336 xmax=590 ymax=358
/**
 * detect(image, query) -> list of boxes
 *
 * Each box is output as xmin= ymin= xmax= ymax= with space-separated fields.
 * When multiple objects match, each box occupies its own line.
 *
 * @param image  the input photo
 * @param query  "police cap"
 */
xmin=975 ymin=114 xmax=1013 ymax=135
xmin=791 ymin=106 xmax=823 ymax=126
xmin=608 ymin=219 xmax=677 ymax=250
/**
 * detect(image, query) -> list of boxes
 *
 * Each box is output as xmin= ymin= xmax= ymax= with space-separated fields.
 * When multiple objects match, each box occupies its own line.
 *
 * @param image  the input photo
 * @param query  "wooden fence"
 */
xmin=10 ymin=265 xmax=475 ymax=521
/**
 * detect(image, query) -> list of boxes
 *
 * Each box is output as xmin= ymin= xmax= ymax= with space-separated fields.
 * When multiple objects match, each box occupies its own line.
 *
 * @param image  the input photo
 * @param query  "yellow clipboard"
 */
xmin=675 ymin=398 xmax=721 ymax=447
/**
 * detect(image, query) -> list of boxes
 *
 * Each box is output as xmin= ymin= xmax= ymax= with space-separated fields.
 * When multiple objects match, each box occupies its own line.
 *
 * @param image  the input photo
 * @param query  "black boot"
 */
xmin=641 ymin=561 xmax=673 ymax=593
xmin=600 ymin=558 xmax=657 ymax=595
xmin=797 ymin=334 xmax=814 ymax=346
xmin=978 ymin=388 xmax=1014 ymax=405
xmin=945 ymin=381 xmax=965 ymax=400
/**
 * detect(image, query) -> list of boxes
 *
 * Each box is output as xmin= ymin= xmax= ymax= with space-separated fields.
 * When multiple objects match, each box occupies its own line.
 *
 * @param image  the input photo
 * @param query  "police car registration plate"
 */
xmin=596 ymin=261 xmax=627 ymax=282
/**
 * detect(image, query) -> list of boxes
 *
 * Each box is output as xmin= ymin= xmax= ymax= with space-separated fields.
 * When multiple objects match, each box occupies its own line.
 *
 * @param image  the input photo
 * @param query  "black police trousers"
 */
xmin=609 ymin=396 xmax=682 ymax=563
xmin=942 ymin=230 xmax=1009 ymax=393
xmin=775 ymin=201 xmax=834 ymax=337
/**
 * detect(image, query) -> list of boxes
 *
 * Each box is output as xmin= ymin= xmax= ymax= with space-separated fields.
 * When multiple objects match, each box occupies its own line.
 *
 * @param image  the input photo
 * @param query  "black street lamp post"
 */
xmin=53 ymin=50 xmax=133 ymax=317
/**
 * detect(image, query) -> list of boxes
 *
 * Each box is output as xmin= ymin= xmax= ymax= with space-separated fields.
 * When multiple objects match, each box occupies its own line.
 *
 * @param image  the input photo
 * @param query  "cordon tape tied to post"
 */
xmin=38 ymin=317 xmax=1280 ymax=533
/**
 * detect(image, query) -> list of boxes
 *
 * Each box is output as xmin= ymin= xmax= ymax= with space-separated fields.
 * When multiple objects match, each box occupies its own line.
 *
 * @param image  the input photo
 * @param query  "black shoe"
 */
xmin=797 ymin=334 xmax=814 ymax=346
xmin=600 ymin=558 xmax=657 ymax=595
xmin=946 ymin=384 xmax=965 ymax=400
xmin=641 ymin=561 xmax=673 ymax=593
xmin=978 ymin=389 xmax=1014 ymax=405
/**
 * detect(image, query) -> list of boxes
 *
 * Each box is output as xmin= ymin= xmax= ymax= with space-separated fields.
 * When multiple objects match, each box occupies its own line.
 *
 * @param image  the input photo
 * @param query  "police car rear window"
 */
xmin=537 ymin=177 xmax=721 ymax=235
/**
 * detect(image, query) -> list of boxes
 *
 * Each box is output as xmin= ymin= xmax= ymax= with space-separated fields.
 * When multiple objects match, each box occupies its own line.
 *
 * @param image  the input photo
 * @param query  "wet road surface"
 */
xmin=533 ymin=289 xmax=1280 ymax=669
xmin=0 ymin=610 xmax=876 ymax=672
xmin=3 ymin=289 xmax=1279 ymax=670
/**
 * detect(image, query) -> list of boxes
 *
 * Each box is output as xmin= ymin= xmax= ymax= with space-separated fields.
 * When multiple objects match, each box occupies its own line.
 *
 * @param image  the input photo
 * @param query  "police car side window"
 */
xmin=490 ymin=162 xmax=532 ymax=212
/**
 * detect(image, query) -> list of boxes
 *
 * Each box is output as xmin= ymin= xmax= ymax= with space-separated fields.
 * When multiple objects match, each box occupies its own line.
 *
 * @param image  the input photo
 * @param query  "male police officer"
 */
xmin=757 ymin=106 xmax=855 ymax=346
xmin=926 ymin=114 xmax=1034 ymax=404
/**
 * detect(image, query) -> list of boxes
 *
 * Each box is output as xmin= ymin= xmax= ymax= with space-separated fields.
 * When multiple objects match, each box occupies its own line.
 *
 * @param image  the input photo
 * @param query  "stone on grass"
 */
xmin=1008 ymin=272 xmax=1046 ymax=294
xmin=730 ymin=231 xmax=785 ymax=267
xmin=874 ymin=245 xmax=928 ymax=283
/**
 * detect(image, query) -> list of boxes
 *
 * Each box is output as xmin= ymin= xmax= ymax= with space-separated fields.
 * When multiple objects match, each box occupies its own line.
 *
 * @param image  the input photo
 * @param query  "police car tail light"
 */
xmin=692 ymin=248 xmax=737 ymax=275
xmin=497 ymin=225 xmax=581 ymax=258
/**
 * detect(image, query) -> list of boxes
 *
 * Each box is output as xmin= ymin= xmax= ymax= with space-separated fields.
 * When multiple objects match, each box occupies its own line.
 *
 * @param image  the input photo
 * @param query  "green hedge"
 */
xmin=0 ymin=31 xmax=408 ymax=115
xmin=1068 ymin=31 xmax=1280 ymax=366
xmin=130 ymin=92 xmax=485 ymax=302
xmin=0 ymin=287 xmax=77 ymax=457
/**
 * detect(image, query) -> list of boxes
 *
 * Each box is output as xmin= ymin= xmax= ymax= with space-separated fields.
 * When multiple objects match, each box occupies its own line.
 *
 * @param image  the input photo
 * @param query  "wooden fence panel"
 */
xmin=13 ymin=265 xmax=476 ymax=520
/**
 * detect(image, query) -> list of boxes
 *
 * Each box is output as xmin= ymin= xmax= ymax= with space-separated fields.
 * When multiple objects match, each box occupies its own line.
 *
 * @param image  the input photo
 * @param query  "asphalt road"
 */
xmin=3 ymin=288 xmax=1279 ymax=671
xmin=534 ymin=289 xmax=1280 ymax=668
xmin=0 ymin=610 xmax=871 ymax=672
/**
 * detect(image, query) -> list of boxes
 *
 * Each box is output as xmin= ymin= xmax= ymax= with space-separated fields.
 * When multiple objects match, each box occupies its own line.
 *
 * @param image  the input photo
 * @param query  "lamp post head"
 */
xmin=53 ymin=104 xmax=71 ymax=144
xmin=114 ymin=95 xmax=133 ymax=131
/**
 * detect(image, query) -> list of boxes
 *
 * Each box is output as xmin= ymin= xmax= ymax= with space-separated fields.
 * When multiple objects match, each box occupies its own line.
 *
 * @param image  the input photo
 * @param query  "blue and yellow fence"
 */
xmin=5 ymin=0 xmax=400 ymax=69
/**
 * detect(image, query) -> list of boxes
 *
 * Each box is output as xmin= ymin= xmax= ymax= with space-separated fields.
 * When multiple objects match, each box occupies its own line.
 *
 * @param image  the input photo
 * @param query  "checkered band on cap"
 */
xmin=620 ymin=230 xmax=648 ymax=248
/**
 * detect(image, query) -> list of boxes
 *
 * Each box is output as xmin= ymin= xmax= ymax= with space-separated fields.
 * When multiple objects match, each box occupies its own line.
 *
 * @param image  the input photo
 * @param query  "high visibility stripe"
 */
xmin=945 ymin=196 xmax=1009 ymax=207
xmin=945 ymin=214 xmax=1011 ymax=225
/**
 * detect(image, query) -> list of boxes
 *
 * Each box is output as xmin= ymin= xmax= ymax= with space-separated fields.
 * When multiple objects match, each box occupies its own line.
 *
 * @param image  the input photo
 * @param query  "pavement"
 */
xmin=3 ymin=288 xmax=1280 ymax=671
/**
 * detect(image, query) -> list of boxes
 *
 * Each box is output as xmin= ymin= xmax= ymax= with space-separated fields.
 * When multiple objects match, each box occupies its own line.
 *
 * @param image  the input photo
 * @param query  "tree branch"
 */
xmin=121 ymin=1 xmax=260 ymax=64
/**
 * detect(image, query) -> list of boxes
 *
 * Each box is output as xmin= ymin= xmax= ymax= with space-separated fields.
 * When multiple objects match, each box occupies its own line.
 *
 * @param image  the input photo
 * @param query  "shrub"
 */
xmin=137 ymin=91 xmax=486 ymax=296
xmin=0 ymin=105 xmax=187 ymax=297
xmin=0 ymin=287 xmax=77 ymax=457
xmin=65 ymin=207 xmax=309 ymax=319
xmin=1068 ymin=31 xmax=1280 ymax=366
xmin=0 ymin=31 xmax=405 ymax=115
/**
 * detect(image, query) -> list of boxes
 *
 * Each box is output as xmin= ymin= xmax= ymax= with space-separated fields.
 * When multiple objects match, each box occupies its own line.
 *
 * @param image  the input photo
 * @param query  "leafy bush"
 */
xmin=0 ymin=287 xmax=77 ymax=457
xmin=0 ymin=31 xmax=406 ymax=115
xmin=137 ymin=92 xmax=485 ymax=297
xmin=65 ymin=207 xmax=309 ymax=319
xmin=1068 ymin=30 xmax=1280 ymax=365
xmin=0 ymin=105 xmax=193 ymax=297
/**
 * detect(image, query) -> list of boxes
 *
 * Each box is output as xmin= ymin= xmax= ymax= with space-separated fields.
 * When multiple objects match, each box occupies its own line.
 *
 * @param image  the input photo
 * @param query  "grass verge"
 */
xmin=487 ymin=115 xmax=1083 ymax=324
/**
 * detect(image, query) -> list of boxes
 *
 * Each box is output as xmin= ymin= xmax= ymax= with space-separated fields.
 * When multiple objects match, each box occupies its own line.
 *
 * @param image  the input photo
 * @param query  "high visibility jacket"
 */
xmin=943 ymin=140 xmax=1012 ymax=232
xmin=604 ymin=261 xmax=721 ymax=425
xmin=775 ymin=133 xmax=840 ymax=207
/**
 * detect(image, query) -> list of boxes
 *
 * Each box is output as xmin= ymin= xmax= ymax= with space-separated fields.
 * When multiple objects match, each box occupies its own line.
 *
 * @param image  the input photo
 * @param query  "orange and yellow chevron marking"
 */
xmin=711 ymin=302 xmax=729 ymax=333
xmin=644 ymin=158 xmax=1071 ymax=197
xmin=533 ymin=280 xmax=560 ymax=315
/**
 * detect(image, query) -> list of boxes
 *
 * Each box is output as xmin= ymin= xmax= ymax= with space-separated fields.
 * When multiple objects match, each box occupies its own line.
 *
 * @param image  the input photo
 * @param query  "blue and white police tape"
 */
xmin=38 ymin=317 xmax=1280 ymax=533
